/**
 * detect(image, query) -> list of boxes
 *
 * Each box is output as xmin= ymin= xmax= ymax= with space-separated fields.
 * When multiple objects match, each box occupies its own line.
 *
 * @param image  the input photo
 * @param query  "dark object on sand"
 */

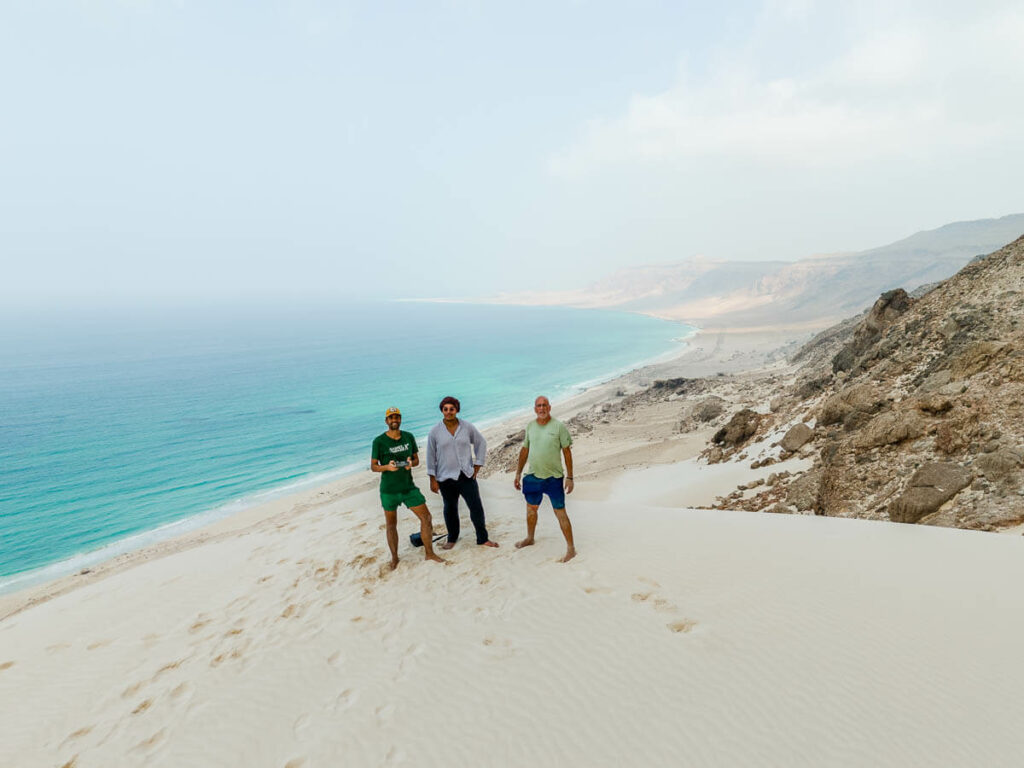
xmin=409 ymin=532 xmax=448 ymax=547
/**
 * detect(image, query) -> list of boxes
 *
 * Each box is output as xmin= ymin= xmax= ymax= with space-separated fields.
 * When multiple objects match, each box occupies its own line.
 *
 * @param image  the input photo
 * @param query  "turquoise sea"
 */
xmin=0 ymin=302 xmax=690 ymax=592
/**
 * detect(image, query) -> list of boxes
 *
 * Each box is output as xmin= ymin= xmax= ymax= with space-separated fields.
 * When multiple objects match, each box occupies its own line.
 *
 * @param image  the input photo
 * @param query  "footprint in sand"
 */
xmin=348 ymin=553 xmax=378 ymax=571
xmin=169 ymin=682 xmax=194 ymax=703
xmin=131 ymin=699 xmax=154 ymax=715
xmin=154 ymin=659 xmax=185 ymax=679
xmin=46 ymin=642 xmax=71 ymax=654
xmin=332 ymin=689 xmax=358 ymax=712
xmin=59 ymin=726 xmax=93 ymax=749
xmin=189 ymin=616 xmax=212 ymax=634
xmin=327 ymin=651 xmax=344 ymax=668
xmin=293 ymin=713 xmax=311 ymax=738
xmin=0 ymin=661 xmax=15 ymax=672
xmin=396 ymin=644 xmax=424 ymax=677
xmin=227 ymin=595 xmax=257 ymax=613
xmin=209 ymin=641 xmax=248 ymax=668
xmin=482 ymin=636 xmax=518 ymax=659
xmin=375 ymin=704 xmax=395 ymax=724
xmin=667 ymin=619 xmax=698 ymax=634
xmin=284 ymin=758 xmax=308 ymax=768
xmin=87 ymin=639 xmax=112 ymax=651
xmin=632 ymin=580 xmax=696 ymax=634
xmin=132 ymin=729 xmax=166 ymax=753
xmin=122 ymin=681 xmax=145 ymax=699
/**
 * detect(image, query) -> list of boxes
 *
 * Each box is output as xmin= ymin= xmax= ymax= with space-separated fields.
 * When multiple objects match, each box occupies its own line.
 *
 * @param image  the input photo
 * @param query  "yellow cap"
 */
xmin=385 ymin=407 xmax=401 ymax=418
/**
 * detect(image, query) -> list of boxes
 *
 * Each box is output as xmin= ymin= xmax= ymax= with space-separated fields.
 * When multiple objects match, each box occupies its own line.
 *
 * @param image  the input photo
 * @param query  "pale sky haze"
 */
xmin=2 ymin=0 xmax=1022 ymax=308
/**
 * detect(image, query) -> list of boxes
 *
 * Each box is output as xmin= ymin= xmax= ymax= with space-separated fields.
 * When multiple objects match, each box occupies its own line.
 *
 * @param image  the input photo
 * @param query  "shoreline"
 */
xmin=9 ymin=321 xmax=1022 ymax=768
xmin=1 ymin=322 xmax=769 ymax=620
xmin=0 ymin=314 xmax=695 ymax=601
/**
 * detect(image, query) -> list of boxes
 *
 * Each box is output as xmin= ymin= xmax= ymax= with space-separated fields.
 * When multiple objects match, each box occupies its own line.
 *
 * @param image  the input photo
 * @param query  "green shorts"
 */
xmin=380 ymin=486 xmax=427 ymax=511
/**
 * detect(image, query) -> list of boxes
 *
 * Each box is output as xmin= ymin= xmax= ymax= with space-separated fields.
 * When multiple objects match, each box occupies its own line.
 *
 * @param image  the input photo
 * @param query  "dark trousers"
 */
xmin=438 ymin=473 xmax=488 ymax=544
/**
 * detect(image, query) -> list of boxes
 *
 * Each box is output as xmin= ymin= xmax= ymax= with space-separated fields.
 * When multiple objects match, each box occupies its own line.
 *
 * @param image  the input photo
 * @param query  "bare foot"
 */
xmin=480 ymin=540 xmax=499 ymax=548
xmin=515 ymin=538 xmax=535 ymax=549
xmin=426 ymin=554 xmax=446 ymax=564
xmin=559 ymin=548 xmax=577 ymax=563
xmin=441 ymin=542 xmax=456 ymax=550
xmin=389 ymin=557 xmax=399 ymax=570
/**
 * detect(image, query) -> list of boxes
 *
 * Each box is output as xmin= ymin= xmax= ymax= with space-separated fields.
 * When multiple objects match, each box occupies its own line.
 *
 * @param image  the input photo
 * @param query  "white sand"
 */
xmin=4 ymin=327 xmax=1023 ymax=766
xmin=3 ymin=467 xmax=1024 ymax=767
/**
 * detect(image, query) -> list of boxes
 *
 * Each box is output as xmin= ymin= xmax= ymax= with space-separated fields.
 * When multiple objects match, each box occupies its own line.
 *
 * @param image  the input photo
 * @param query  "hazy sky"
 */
xmin=3 ymin=0 xmax=1022 ymax=308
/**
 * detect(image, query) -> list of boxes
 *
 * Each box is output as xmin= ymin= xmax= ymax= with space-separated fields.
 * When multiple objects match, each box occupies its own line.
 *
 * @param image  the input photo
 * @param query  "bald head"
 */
xmin=534 ymin=396 xmax=551 ymax=423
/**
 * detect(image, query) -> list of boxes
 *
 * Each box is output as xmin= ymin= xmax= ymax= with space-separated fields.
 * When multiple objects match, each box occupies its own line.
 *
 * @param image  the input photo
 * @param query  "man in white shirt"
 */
xmin=426 ymin=396 xmax=498 ymax=550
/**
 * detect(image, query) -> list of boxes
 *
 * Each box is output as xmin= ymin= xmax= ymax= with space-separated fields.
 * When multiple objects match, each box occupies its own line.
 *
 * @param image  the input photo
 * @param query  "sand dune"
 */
xmin=4 ymin=331 xmax=1023 ymax=766
xmin=3 ymin=470 xmax=1024 ymax=767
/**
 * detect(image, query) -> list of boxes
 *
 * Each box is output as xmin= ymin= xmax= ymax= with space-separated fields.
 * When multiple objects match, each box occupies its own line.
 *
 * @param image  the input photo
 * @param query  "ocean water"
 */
xmin=0 ymin=302 xmax=691 ymax=591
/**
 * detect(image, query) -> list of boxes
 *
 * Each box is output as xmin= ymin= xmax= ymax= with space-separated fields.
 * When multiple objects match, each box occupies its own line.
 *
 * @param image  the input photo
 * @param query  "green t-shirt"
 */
xmin=523 ymin=418 xmax=572 ymax=479
xmin=371 ymin=431 xmax=418 ymax=494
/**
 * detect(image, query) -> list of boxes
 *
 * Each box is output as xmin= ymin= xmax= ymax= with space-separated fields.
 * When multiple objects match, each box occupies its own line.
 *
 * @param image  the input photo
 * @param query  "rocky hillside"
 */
xmin=707 ymin=234 xmax=1024 ymax=530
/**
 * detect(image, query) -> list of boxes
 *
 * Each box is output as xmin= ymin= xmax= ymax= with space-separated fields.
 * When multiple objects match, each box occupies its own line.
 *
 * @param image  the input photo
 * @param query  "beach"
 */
xmin=4 ymin=326 xmax=1024 ymax=767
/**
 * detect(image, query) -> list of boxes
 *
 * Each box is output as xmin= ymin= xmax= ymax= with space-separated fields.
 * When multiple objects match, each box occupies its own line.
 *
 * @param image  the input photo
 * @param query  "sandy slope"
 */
xmin=4 ymin=327 xmax=1024 ymax=766
xmin=3 ymin=475 xmax=1024 ymax=767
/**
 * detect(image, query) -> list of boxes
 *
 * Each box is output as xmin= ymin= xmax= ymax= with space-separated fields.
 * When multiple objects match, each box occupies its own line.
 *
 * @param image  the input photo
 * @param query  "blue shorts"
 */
xmin=522 ymin=474 xmax=566 ymax=509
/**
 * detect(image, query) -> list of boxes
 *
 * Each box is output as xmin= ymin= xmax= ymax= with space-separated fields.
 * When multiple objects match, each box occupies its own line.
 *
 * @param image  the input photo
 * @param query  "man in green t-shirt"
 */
xmin=371 ymin=407 xmax=444 ymax=569
xmin=513 ymin=395 xmax=576 ymax=562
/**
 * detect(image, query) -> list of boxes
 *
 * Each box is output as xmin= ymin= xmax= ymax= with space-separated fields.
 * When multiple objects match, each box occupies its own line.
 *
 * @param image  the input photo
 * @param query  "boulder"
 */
xmin=796 ymin=376 xmax=831 ymax=400
xmin=818 ymin=383 xmax=883 ymax=426
xmin=691 ymin=397 xmax=725 ymax=423
xmin=975 ymin=449 xmax=1024 ymax=486
xmin=832 ymin=289 xmax=913 ymax=373
xmin=818 ymin=394 xmax=852 ymax=426
xmin=889 ymin=463 xmax=972 ymax=524
xmin=915 ymin=394 xmax=954 ymax=415
xmin=853 ymin=410 xmax=926 ymax=449
xmin=786 ymin=470 xmax=821 ymax=512
xmin=712 ymin=409 xmax=760 ymax=447
xmin=780 ymin=423 xmax=814 ymax=452
xmin=950 ymin=341 xmax=1008 ymax=380
xmin=842 ymin=383 xmax=884 ymax=412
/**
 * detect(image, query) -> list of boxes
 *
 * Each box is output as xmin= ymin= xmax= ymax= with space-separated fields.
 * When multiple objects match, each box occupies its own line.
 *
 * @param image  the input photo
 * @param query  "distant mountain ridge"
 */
xmin=494 ymin=214 xmax=1024 ymax=329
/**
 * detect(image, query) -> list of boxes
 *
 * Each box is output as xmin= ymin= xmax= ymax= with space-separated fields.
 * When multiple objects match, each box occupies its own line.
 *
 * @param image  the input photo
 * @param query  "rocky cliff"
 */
xmin=708 ymin=235 xmax=1024 ymax=530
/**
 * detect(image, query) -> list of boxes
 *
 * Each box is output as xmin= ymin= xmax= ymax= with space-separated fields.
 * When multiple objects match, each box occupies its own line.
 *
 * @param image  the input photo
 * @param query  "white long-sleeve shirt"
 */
xmin=426 ymin=420 xmax=487 ymax=481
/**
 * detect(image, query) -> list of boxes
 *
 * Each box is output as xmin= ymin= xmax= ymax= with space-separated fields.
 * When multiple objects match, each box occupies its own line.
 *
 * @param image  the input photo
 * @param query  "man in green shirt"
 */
xmin=371 ymin=407 xmax=444 ymax=569
xmin=513 ymin=395 xmax=576 ymax=562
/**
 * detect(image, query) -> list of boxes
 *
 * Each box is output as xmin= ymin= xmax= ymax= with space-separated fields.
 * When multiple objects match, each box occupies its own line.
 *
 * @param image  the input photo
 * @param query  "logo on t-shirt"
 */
xmin=389 ymin=444 xmax=410 ymax=454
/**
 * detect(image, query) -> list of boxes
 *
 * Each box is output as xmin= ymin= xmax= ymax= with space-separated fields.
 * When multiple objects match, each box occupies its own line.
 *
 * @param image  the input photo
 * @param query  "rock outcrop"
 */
xmin=712 ymin=233 xmax=1024 ymax=530
xmin=890 ymin=463 xmax=973 ymax=524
